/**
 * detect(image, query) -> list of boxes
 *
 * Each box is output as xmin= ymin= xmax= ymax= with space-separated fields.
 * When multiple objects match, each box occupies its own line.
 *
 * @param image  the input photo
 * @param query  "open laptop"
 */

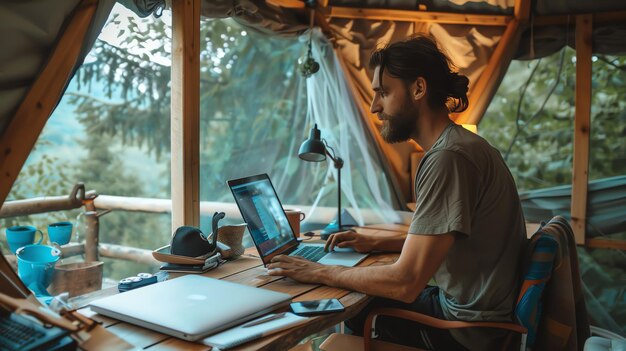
xmin=89 ymin=275 xmax=291 ymax=341
xmin=228 ymin=173 xmax=369 ymax=266
xmin=0 ymin=254 xmax=75 ymax=350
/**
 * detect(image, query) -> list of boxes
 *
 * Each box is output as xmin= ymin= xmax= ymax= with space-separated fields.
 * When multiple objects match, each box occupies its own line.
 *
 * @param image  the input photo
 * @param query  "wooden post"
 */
xmin=514 ymin=0 xmax=531 ymax=23
xmin=171 ymin=0 xmax=201 ymax=231
xmin=0 ymin=0 xmax=97 ymax=208
xmin=82 ymin=199 xmax=99 ymax=261
xmin=571 ymin=15 xmax=592 ymax=245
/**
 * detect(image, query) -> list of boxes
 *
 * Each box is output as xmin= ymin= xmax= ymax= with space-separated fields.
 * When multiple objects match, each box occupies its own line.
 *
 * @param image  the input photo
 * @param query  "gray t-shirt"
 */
xmin=408 ymin=123 xmax=526 ymax=350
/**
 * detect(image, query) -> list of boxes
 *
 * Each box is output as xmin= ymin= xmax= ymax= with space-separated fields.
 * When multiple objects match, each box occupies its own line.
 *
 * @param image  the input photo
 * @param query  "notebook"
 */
xmin=228 ymin=173 xmax=369 ymax=266
xmin=89 ymin=275 xmax=291 ymax=341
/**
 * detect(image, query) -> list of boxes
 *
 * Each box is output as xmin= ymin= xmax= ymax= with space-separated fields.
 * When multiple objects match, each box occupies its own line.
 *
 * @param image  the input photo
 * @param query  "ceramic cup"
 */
xmin=16 ymin=244 xmax=61 ymax=297
xmin=284 ymin=208 xmax=306 ymax=236
xmin=48 ymin=221 xmax=73 ymax=246
xmin=5 ymin=225 xmax=43 ymax=254
xmin=217 ymin=224 xmax=247 ymax=259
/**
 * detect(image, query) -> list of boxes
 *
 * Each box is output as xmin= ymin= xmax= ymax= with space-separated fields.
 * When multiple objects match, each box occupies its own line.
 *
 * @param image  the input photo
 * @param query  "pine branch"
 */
xmin=598 ymin=56 xmax=626 ymax=71
xmin=66 ymin=92 xmax=127 ymax=106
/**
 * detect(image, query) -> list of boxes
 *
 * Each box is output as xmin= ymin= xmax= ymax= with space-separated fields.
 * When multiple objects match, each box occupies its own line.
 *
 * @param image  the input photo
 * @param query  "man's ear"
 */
xmin=413 ymin=77 xmax=426 ymax=101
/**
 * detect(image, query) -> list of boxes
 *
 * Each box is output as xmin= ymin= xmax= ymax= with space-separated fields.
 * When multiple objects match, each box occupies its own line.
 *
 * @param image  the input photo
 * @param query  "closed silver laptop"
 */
xmin=89 ymin=275 xmax=291 ymax=341
xmin=227 ymin=173 xmax=369 ymax=267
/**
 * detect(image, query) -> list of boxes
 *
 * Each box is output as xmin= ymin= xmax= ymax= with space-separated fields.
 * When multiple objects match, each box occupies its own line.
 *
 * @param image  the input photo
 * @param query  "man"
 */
xmin=268 ymin=35 xmax=527 ymax=350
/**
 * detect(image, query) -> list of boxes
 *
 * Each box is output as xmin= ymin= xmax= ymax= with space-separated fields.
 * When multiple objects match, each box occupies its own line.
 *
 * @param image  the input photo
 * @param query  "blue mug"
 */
xmin=5 ymin=225 xmax=43 ymax=254
xmin=48 ymin=222 xmax=73 ymax=245
xmin=16 ymin=244 xmax=61 ymax=297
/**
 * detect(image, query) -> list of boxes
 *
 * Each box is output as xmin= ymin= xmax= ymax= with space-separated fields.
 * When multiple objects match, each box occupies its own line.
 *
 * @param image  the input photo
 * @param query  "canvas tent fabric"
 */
xmin=198 ymin=1 xmax=515 ymax=204
xmin=2 ymin=0 xmax=626 ymax=207
xmin=192 ymin=0 xmax=626 ymax=203
xmin=0 ymin=0 xmax=116 ymax=134
xmin=521 ymin=175 xmax=626 ymax=238
xmin=304 ymin=28 xmax=404 ymax=222
xmin=328 ymin=18 xmax=509 ymax=198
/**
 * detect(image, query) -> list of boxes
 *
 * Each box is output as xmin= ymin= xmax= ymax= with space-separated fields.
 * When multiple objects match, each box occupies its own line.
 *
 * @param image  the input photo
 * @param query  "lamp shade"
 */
xmin=298 ymin=124 xmax=326 ymax=162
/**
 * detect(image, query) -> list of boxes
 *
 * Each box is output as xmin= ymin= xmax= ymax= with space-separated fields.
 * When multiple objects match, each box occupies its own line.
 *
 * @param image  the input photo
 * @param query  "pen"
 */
xmin=241 ymin=312 xmax=288 ymax=328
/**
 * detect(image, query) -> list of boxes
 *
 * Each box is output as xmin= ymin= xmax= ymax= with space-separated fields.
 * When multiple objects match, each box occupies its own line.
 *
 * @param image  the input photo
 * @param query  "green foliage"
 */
xmin=71 ymin=133 xmax=170 ymax=280
xmin=73 ymin=14 xmax=315 ymax=205
xmin=5 ymin=10 xmax=310 ymax=275
xmin=1 ymin=140 xmax=75 ymax=247
xmin=481 ymin=49 xmax=626 ymax=191
xmin=71 ymin=10 xmax=172 ymax=160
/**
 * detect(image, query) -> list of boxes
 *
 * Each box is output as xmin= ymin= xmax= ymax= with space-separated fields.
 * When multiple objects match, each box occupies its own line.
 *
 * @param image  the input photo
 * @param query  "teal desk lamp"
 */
xmin=299 ymin=124 xmax=344 ymax=239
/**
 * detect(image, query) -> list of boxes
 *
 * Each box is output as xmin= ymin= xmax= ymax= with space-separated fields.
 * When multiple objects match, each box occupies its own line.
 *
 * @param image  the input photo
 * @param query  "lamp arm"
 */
xmin=325 ymin=150 xmax=344 ymax=169
xmin=322 ymin=139 xmax=344 ymax=169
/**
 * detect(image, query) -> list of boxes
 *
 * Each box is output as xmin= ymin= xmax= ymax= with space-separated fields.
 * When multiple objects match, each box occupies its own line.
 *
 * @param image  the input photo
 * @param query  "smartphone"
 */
xmin=290 ymin=298 xmax=345 ymax=315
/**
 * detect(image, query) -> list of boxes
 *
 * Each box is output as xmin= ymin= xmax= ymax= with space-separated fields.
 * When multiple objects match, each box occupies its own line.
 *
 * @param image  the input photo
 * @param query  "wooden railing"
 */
xmin=1 ymin=184 xmax=102 ymax=264
xmin=1 ymin=184 xmax=414 ymax=267
xmin=0 ymin=184 xmax=166 ymax=266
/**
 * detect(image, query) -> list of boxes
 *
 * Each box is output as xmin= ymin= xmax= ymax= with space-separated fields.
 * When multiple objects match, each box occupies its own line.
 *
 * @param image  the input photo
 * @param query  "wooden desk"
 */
xmin=74 ymin=244 xmax=399 ymax=351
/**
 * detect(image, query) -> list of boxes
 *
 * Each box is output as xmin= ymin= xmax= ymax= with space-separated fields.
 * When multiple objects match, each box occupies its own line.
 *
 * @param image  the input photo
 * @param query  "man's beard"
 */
xmin=380 ymin=110 xmax=415 ymax=143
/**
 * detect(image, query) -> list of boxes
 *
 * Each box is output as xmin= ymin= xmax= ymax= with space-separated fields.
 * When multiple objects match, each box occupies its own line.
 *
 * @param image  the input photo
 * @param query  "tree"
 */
xmin=0 ymin=140 xmax=74 ymax=253
xmin=481 ymin=48 xmax=626 ymax=191
xmin=71 ymin=13 xmax=312 ymax=205
xmin=71 ymin=133 xmax=169 ymax=279
xmin=47 ymin=9 xmax=312 ymax=278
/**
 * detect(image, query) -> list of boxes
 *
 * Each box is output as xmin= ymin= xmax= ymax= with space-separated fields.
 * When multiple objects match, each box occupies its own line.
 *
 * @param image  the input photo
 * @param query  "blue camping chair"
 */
xmin=320 ymin=220 xmax=563 ymax=351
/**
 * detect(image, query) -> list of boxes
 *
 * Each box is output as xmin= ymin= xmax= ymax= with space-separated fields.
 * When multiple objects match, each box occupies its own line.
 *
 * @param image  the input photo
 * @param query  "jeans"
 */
xmin=345 ymin=286 xmax=469 ymax=351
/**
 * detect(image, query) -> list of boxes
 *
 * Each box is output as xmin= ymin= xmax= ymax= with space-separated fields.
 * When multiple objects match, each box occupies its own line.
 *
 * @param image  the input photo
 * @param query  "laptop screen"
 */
xmin=228 ymin=174 xmax=296 ymax=257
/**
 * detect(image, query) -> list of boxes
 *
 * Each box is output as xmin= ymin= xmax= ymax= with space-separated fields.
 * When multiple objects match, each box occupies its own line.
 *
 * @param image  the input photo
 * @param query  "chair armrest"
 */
xmin=363 ymin=307 xmax=527 ymax=351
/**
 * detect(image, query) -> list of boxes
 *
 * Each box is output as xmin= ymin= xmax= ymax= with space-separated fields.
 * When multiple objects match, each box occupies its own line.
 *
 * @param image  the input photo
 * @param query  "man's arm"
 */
xmin=269 ymin=233 xmax=455 ymax=303
xmin=325 ymin=229 xmax=407 ymax=253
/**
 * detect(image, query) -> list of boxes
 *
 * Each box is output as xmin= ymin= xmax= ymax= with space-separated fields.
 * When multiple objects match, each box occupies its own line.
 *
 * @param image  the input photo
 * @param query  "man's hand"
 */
xmin=267 ymin=255 xmax=331 ymax=284
xmin=324 ymin=229 xmax=376 ymax=253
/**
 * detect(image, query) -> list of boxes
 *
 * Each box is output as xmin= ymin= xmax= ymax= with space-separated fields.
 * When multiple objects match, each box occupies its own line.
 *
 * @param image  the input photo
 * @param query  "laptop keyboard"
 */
xmin=291 ymin=246 xmax=326 ymax=262
xmin=0 ymin=315 xmax=45 ymax=350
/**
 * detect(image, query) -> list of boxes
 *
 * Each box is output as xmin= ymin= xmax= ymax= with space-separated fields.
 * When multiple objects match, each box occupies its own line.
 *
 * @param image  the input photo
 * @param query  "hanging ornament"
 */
xmin=298 ymin=4 xmax=320 ymax=78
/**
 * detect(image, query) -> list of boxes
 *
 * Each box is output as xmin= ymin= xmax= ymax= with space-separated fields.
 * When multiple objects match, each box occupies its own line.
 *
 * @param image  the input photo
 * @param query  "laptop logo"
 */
xmin=187 ymin=294 xmax=208 ymax=301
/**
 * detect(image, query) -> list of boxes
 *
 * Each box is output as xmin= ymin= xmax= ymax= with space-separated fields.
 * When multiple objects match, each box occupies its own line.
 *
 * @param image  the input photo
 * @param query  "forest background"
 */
xmin=1 ymin=4 xmax=625 ymax=334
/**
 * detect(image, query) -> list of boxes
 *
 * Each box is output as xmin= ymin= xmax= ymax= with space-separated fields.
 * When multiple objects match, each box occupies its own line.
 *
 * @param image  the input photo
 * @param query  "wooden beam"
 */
xmin=0 ymin=0 xmax=97 ymax=208
xmin=325 ymin=6 xmax=511 ymax=26
xmin=571 ymin=14 xmax=592 ymax=245
xmin=514 ymin=0 xmax=531 ymax=23
xmin=455 ymin=19 xmax=521 ymax=125
xmin=313 ymin=7 xmax=334 ymax=38
xmin=586 ymin=238 xmax=626 ymax=251
xmin=171 ymin=0 xmax=201 ymax=231
xmin=266 ymin=0 xmax=329 ymax=8
xmin=266 ymin=0 xmax=304 ymax=8
xmin=534 ymin=11 xmax=626 ymax=26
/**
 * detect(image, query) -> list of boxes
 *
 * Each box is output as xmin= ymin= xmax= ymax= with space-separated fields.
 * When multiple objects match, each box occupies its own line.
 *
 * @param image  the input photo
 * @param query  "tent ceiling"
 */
xmin=327 ymin=0 xmax=626 ymax=15
xmin=328 ymin=0 xmax=513 ymax=15
xmin=2 ymin=0 xmax=626 ymax=208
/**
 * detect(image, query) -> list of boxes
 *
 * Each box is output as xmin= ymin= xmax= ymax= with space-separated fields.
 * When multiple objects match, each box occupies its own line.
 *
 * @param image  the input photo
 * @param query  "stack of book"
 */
xmin=159 ymin=252 xmax=222 ymax=273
